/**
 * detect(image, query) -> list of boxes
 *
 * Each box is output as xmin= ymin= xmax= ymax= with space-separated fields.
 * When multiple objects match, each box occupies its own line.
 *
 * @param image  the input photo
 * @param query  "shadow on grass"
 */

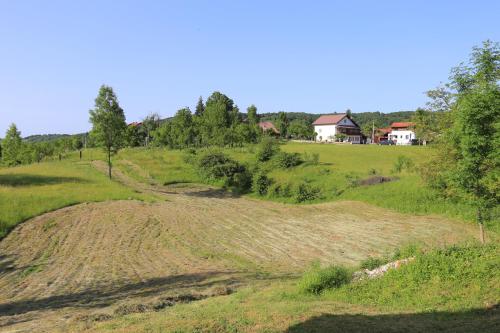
xmin=182 ymin=188 xmax=243 ymax=199
xmin=284 ymin=308 xmax=500 ymax=333
xmin=0 ymin=174 xmax=86 ymax=187
xmin=0 ymin=271 xmax=281 ymax=319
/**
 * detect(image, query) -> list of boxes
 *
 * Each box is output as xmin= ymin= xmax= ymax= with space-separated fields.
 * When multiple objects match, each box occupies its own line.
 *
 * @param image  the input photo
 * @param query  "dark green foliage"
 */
xmin=274 ymin=152 xmax=302 ymax=168
xmin=196 ymin=151 xmax=252 ymax=192
xmin=288 ymin=119 xmax=314 ymax=140
xmin=298 ymin=263 xmax=351 ymax=294
xmin=195 ymin=96 xmax=205 ymax=116
xmin=253 ymin=172 xmax=272 ymax=195
xmin=268 ymin=182 xmax=293 ymax=198
xmin=277 ymin=111 xmax=289 ymax=139
xmin=256 ymin=137 xmax=280 ymax=162
xmin=295 ymin=182 xmax=322 ymax=203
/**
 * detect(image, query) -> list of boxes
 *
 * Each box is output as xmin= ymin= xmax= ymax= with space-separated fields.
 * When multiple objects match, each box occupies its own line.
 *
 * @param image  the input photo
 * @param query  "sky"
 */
xmin=0 ymin=1 xmax=498 ymax=136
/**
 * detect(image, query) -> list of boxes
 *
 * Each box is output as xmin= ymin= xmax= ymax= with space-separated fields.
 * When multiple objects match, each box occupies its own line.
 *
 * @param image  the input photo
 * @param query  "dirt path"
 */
xmin=0 ymin=161 xmax=476 ymax=332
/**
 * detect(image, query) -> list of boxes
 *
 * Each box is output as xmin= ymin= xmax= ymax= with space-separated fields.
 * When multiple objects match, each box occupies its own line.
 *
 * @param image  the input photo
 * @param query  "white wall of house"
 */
xmin=314 ymin=125 xmax=337 ymax=142
xmin=389 ymin=130 xmax=415 ymax=145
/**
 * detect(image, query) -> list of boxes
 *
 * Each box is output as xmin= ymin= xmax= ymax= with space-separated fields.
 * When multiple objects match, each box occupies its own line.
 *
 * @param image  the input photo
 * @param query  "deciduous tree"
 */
xmin=89 ymin=85 xmax=127 ymax=179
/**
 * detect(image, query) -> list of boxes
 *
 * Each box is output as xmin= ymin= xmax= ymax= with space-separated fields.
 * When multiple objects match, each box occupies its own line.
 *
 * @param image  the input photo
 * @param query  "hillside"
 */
xmin=259 ymin=111 xmax=416 ymax=128
xmin=0 ymin=159 xmax=478 ymax=332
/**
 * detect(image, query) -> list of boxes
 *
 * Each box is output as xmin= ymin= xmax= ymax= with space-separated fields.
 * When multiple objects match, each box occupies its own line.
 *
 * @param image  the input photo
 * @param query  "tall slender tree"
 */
xmin=195 ymin=96 xmax=205 ymax=116
xmin=431 ymin=40 xmax=499 ymax=243
xmin=89 ymin=85 xmax=127 ymax=179
xmin=2 ymin=123 xmax=22 ymax=166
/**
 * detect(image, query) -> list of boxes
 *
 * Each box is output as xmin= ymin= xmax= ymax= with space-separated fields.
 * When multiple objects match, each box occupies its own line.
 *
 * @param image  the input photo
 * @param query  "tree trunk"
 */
xmin=108 ymin=148 xmax=112 ymax=179
xmin=477 ymin=208 xmax=485 ymax=244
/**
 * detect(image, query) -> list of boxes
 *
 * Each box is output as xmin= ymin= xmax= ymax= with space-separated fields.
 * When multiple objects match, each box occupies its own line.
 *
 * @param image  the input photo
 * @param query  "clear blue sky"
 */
xmin=0 ymin=0 xmax=498 ymax=136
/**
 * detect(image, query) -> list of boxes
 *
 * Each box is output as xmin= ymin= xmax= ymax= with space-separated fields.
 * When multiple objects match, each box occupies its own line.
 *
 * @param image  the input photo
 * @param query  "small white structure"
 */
xmin=388 ymin=122 xmax=416 ymax=145
xmin=313 ymin=114 xmax=362 ymax=143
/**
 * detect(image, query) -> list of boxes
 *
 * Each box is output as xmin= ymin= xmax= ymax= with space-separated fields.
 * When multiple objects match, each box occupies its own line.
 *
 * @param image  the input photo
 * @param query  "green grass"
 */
xmin=83 ymin=243 xmax=499 ymax=333
xmin=109 ymin=143 xmax=496 ymax=233
xmin=327 ymin=243 xmax=500 ymax=312
xmin=0 ymin=160 xmax=152 ymax=238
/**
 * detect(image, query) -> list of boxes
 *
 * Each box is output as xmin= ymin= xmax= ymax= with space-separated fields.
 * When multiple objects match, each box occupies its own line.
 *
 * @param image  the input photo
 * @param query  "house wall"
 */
xmin=389 ymin=130 xmax=415 ymax=145
xmin=314 ymin=125 xmax=337 ymax=142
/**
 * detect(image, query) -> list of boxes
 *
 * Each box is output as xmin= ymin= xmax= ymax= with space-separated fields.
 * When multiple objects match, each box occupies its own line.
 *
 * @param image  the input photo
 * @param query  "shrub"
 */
xmin=304 ymin=152 xmax=320 ymax=165
xmin=252 ymin=172 xmax=272 ymax=196
xmin=197 ymin=151 xmax=252 ymax=193
xmin=392 ymin=243 xmax=422 ymax=260
xmin=256 ymin=137 xmax=280 ymax=162
xmin=182 ymin=148 xmax=197 ymax=164
xmin=298 ymin=263 xmax=351 ymax=294
xmin=274 ymin=152 xmax=302 ymax=168
xmin=295 ymin=182 xmax=321 ymax=203
xmin=359 ymin=256 xmax=389 ymax=270
xmin=368 ymin=168 xmax=378 ymax=175
xmin=392 ymin=155 xmax=414 ymax=173
xmin=268 ymin=182 xmax=293 ymax=198
xmin=344 ymin=173 xmax=360 ymax=188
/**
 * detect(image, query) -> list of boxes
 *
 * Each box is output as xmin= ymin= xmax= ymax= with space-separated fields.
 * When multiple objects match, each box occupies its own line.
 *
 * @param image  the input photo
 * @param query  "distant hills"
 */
xmin=22 ymin=111 xmax=415 ymax=142
xmin=259 ymin=111 xmax=416 ymax=129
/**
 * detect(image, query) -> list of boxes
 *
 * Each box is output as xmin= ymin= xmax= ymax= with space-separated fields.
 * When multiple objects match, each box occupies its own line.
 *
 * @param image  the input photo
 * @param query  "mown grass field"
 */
xmin=111 ymin=143 xmax=495 ymax=233
xmin=76 ymin=243 xmax=499 ymax=333
xmin=0 ymin=160 xmax=153 ymax=238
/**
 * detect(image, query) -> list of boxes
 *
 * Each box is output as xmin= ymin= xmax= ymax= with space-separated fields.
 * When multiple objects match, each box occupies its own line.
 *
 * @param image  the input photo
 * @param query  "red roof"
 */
xmin=377 ymin=127 xmax=392 ymax=134
xmin=390 ymin=122 xmax=414 ymax=129
xmin=258 ymin=121 xmax=279 ymax=133
xmin=312 ymin=114 xmax=347 ymax=125
xmin=128 ymin=121 xmax=142 ymax=127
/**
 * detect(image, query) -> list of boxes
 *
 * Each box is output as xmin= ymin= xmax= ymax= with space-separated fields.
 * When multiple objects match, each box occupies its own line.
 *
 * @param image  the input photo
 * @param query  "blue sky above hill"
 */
xmin=0 ymin=0 xmax=499 ymax=135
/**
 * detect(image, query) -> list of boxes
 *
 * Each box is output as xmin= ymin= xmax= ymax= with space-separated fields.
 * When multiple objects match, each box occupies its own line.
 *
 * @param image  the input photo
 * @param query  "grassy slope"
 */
xmin=0 ymin=160 xmax=152 ymax=238
xmin=82 ymin=244 xmax=499 ymax=333
xmin=114 ymin=143 xmax=490 ymax=230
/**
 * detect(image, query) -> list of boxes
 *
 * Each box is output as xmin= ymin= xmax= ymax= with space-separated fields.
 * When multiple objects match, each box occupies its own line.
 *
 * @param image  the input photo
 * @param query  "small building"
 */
xmin=258 ymin=121 xmax=280 ymax=135
xmin=312 ymin=114 xmax=362 ymax=143
xmin=388 ymin=122 xmax=415 ymax=145
xmin=374 ymin=127 xmax=391 ymax=143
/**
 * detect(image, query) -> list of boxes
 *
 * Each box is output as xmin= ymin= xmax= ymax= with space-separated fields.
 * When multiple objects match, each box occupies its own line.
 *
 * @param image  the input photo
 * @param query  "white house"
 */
xmin=313 ymin=114 xmax=362 ymax=143
xmin=388 ymin=122 xmax=416 ymax=145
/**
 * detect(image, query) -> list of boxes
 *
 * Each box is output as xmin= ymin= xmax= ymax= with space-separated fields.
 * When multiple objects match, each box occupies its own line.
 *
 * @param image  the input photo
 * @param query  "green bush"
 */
xmin=298 ymin=263 xmax=351 ymax=294
xmin=182 ymin=148 xmax=197 ymax=164
xmin=256 ymin=137 xmax=280 ymax=162
xmin=253 ymin=172 xmax=272 ymax=196
xmin=295 ymin=182 xmax=322 ymax=203
xmin=268 ymin=182 xmax=293 ymax=198
xmin=274 ymin=152 xmax=302 ymax=168
xmin=359 ymin=256 xmax=389 ymax=270
xmin=197 ymin=151 xmax=252 ymax=192
xmin=344 ymin=173 xmax=360 ymax=188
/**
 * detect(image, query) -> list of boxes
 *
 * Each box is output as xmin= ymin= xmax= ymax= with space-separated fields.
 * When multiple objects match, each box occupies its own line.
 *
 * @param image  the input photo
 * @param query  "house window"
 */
xmin=406 ymin=135 xmax=409 ymax=139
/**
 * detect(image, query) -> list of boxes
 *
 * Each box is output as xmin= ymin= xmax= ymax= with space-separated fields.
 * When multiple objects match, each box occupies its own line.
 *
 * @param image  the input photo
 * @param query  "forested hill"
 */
xmin=259 ymin=111 xmax=415 ymax=128
xmin=23 ymin=134 xmax=72 ymax=142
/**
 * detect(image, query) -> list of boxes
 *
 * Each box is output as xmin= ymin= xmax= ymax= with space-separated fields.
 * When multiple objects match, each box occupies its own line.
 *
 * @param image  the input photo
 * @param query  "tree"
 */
xmin=143 ymin=112 xmax=161 ymax=146
xmin=195 ymin=96 xmax=205 ymax=116
xmin=201 ymin=91 xmax=234 ymax=146
xmin=170 ymin=107 xmax=195 ymax=148
xmin=288 ymin=119 xmax=314 ymax=140
xmin=247 ymin=104 xmax=258 ymax=125
xmin=277 ymin=111 xmax=289 ymax=139
xmin=89 ymin=85 xmax=127 ymax=179
xmin=431 ymin=40 xmax=499 ymax=243
xmin=2 ymin=124 xmax=23 ymax=166
xmin=345 ymin=109 xmax=352 ymax=118
xmin=411 ymin=108 xmax=439 ymax=145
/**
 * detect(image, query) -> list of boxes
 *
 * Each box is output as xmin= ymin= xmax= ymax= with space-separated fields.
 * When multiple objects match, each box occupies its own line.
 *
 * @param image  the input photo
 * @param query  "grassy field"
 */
xmin=110 ymin=143 xmax=495 ymax=233
xmin=0 ymin=160 xmax=153 ymax=238
xmin=76 ymin=243 xmax=499 ymax=333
